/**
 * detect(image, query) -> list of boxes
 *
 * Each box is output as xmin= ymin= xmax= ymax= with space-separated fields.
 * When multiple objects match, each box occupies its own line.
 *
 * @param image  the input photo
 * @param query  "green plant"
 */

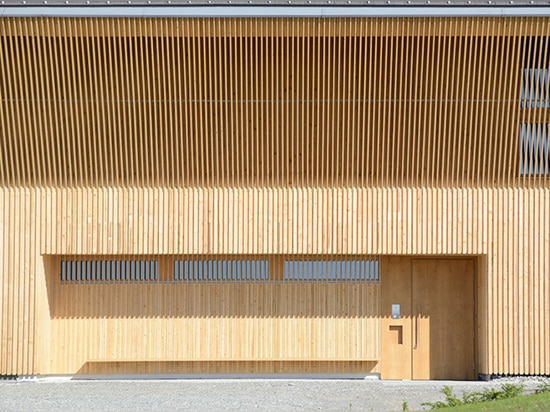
xmin=401 ymin=401 xmax=409 ymax=411
xmin=471 ymin=383 xmax=523 ymax=402
xmin=439 ymin=392 xmax=550 ymax=411
xmin=498 ymin=383 xmax=524 ymax=399
xmin=422 ymin=384 xmax=525 ymax=409
xmin=422 ymin=386 xmax=464 ymax=409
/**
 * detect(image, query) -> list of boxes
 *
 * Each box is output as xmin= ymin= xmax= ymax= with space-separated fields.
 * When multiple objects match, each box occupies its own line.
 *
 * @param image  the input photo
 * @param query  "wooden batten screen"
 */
xmin=1 ymin=17 xmax=550 ymax=376
xmin=1 ymin=17 xmax=550 ymax=189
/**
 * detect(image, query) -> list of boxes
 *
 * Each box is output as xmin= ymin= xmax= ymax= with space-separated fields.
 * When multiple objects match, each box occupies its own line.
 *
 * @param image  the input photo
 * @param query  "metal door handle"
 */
xmin=413 ymin=305 xmax=420 ymax=349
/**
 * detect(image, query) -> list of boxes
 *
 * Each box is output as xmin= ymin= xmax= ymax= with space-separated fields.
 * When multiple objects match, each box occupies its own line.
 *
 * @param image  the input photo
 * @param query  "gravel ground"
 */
xmin=0 ymin=376 xmax=548 ymax=412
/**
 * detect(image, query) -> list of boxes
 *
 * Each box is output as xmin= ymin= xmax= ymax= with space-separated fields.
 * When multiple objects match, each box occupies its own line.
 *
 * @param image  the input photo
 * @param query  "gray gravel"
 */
xmin=0 ymin=376 xmax=548 ymax=411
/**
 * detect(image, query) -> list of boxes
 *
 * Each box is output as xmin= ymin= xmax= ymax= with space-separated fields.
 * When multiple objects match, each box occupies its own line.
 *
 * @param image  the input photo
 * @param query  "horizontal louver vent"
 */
xmin=60 ymin=260 xmax=159 ymax=283
xmin=284 ymin=259 xmax=379 ymax=282
xmin=173 ymin=259 xmax=269 ymax=282
xmin=59 ymin=257 xmax=379 ymax=283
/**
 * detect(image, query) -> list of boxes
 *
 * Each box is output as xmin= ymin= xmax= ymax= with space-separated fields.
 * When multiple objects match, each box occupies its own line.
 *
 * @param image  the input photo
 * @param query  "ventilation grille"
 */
xmin=284 ymin=259 xmax=379 ymax=282
xmin=60 ymin=260 xmax=159 ymax=283
xmin=59 ymin=257 xmax=380 ymax=283
xmin=173 ymin=259 xmax=269 ymax=282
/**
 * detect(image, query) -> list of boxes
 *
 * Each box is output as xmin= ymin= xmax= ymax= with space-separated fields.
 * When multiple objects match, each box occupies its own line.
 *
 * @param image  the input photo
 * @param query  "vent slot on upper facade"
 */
xmin=519 ymin=123 xmax=549 ymax=176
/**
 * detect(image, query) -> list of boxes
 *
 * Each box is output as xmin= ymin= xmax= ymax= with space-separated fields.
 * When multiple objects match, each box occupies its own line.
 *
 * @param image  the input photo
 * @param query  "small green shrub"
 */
xmin=422 ymin=386 xmax=463 ymax=409
xmin=422 ymin=383 xmax=524 ymax=409
xmin=401 ymin=401 xmax=409 ymax=411
xmin=499 ymin=383 xmax=525 ymax=399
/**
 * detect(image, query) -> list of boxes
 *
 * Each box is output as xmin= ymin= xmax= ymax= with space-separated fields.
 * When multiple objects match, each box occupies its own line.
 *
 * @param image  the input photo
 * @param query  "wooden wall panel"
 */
xmin=0 ymin=188 xmax=39 ymax=375
xmin=25 ymin=187 xmax=501 ymax=257
xmin=46 ymin=282 xmax=379 ymax=374
xmin=1 ymin=16 xmax=549 ymax=376
xmin=1 ymin=187 xmax=549 ymax=375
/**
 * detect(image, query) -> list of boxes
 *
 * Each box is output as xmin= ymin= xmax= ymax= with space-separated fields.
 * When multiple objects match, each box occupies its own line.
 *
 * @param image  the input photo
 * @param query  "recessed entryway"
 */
xmin=381 ymin=257 xmax=475 ymax=380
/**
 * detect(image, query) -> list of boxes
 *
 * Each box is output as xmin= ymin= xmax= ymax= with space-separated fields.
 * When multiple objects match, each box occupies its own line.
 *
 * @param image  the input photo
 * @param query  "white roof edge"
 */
xmin=2 ymin=6 xmax=550 ymax=17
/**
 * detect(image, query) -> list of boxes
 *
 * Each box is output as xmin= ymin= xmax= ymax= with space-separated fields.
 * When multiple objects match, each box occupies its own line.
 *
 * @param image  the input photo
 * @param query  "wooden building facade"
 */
xmin=0 ymin=12 xmax=549 ymax=379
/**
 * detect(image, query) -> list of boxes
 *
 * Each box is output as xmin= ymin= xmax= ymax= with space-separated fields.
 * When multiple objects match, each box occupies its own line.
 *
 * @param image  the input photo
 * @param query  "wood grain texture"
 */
xmin=47 ymin=281 xmax=379 ymax=374
xmin=412 ymin=259 xmax=475 ymax=380
xmin=0 ymin=17 xmax=549 ymax=376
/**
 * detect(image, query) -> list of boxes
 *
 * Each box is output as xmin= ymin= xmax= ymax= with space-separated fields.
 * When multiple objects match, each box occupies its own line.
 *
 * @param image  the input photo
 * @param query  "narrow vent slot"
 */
xmin=519 ymin=123 xmax=550 ymax=175
xmin=60 ymin=259 xmax=159 ymax=283
xmin=283 ymin=259 xmax=379 ymax=283
xmin=173 ymin=259 xmax=269 ymax=282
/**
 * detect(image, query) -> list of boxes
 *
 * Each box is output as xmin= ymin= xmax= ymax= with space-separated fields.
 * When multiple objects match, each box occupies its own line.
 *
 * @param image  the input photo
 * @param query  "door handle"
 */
xmin=413 ymin=305 xmax=420 ymax=350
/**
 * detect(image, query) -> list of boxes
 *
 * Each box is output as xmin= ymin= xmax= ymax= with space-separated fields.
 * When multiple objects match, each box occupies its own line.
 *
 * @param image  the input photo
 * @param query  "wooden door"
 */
xmin=411 ymin=259 xmax=475 ymax=380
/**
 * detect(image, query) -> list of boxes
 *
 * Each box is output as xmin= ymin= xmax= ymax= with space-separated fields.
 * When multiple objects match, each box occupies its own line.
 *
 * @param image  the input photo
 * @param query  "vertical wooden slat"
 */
xmin=4 ymin=20 xmax=19 ymax=186
xmin=0 ymin=191 xmax=5 ymax=373
xmin=0 ymin=22 xmax=7 ymax=185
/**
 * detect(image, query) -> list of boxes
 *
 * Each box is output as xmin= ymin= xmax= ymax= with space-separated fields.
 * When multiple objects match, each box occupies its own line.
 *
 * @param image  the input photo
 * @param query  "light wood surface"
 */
xmin=1 ymin=187 xmax=548 ymax=376
xmin=412 ymin=259 xmax=475 ymax=380
xmin=47 ymin=276 xmax=379 ymax=374
xmin=380 ymin=257 xmax=476 ymax=380
xmin=0 ymin=16 xmax=549 ymax=377
xmin=379 ymin=256 xmax=413 ymax=379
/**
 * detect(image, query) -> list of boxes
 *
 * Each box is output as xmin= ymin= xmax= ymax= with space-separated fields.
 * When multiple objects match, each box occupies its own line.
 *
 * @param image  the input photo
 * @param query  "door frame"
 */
xmin=379 ymin=256 xmax=479 ymax=380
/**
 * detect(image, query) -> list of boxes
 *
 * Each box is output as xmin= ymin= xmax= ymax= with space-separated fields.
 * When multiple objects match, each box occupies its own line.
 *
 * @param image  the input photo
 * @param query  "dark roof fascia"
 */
xmin=2 ymin=5 xmax=550 ymax=17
